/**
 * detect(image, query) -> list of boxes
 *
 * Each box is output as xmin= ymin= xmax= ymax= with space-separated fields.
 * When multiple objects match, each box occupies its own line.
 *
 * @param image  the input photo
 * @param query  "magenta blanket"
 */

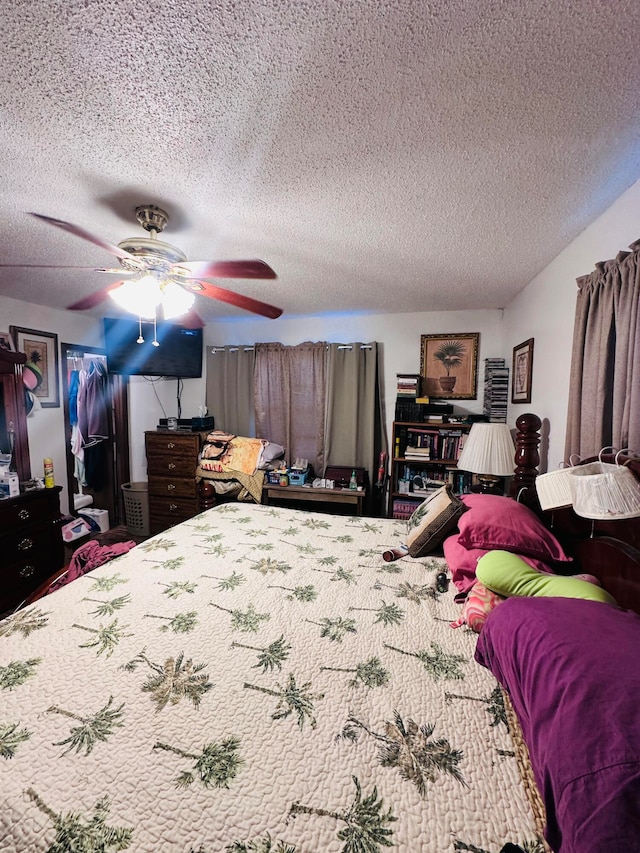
xmin=475 ymin=596 xmax=640 ymax=853
xmin=51 ymin=539 xmax=137 ymax=590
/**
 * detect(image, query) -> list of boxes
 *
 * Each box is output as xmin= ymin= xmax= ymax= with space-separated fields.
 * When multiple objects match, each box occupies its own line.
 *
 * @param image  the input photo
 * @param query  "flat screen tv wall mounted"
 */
xmin=103 ymin=317 xmax=203 ymax=378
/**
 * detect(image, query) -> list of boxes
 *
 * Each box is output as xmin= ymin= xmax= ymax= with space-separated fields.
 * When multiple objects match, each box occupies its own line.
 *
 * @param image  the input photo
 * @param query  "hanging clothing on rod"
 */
xmin=77 ymin=360 xmax=109 ymax=449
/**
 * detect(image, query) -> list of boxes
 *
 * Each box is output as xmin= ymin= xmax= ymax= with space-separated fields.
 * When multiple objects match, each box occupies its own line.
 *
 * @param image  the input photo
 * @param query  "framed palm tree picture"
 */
xmin=10 ymin=326 xmax=60 ymax=408
xmin=419 ymin=332 xmax=479 ymax=399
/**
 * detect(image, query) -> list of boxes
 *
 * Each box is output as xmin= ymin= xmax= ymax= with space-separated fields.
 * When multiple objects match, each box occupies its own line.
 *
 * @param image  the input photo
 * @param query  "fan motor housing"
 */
xmin=117 ymin=236 xmax=187 ymax=268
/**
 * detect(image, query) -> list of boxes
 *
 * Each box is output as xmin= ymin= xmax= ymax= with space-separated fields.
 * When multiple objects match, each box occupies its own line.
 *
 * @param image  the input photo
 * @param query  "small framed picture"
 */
xmin=10 ymin=326 xmax=60 ymax=408
xmin=511 ymin=338 xmax=534 ymax=404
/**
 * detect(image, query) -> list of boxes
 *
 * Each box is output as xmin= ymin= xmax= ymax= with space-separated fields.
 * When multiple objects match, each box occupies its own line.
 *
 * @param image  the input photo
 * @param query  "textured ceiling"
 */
xmin=1 ymin=0 xmax=640 ymax=323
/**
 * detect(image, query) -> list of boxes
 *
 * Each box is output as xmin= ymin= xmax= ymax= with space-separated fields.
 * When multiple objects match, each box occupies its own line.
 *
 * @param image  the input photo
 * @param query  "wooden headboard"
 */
xmin=512 ymin=414 xmax=640 ymax=614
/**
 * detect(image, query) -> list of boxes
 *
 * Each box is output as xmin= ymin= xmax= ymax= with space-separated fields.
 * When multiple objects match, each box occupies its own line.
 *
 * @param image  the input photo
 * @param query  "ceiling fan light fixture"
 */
xmin=26 ymin=207 xmax=282 ymax=321
xmin=110 ymin=273 xmax=162 ymax=318
xmin=161 ymin=280 xmax=196 ymax=319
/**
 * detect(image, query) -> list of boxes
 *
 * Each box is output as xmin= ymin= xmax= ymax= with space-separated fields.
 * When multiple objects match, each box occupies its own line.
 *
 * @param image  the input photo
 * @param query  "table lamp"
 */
xmin=456 ymin=422 xmax=515 ymax=494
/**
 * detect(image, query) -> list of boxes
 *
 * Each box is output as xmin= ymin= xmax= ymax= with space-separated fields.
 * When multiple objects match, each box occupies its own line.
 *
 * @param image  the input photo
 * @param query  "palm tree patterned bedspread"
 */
xmin=0 ymin=504 xmax=543 ymax=853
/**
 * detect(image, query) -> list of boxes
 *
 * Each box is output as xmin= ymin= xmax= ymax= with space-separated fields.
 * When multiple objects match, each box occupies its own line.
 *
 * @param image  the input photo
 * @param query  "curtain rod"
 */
xmin=210 ymin=344 xmax=373 ymax=353
xmin=336 ymin=345 xmax=373 ymax=350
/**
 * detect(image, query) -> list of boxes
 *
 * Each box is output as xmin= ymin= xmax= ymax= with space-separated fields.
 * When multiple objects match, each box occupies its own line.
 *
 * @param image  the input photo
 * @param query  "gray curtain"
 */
xmin=254 ymin=342 xmax=327 ymax=474
xmin=324 ymin=342 xmax=386 ymax=489
xmin=205 ymin=345 xmax=255 ymax=436
xmin=565 ymin=246 xmax=640 ymax=460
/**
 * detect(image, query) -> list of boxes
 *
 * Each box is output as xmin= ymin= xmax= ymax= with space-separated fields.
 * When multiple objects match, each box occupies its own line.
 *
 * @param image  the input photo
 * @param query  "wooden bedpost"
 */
xmin=510 ymin=412 xmax=541 ymax=503
xmin=198 ymin=479 xmax=217 ymax=511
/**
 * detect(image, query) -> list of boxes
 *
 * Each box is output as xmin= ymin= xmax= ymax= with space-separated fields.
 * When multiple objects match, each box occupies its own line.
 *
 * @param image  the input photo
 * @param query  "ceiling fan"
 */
xmin=3 ymin=205 xmax=282 ymax=324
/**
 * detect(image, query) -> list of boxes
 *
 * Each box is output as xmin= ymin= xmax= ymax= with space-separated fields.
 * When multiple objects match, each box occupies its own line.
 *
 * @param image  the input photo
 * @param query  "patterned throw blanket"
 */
xmin=0 ymin=504 xmax=543 ymax=852
xmin=200 ymin=430 xmax=266 ymax=475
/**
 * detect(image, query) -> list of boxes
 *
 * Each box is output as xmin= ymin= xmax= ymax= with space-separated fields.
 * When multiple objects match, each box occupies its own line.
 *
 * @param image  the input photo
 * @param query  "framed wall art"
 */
xmin=10 ymin=326 xmax=60 ymax=408
xmin=511 ymin=337 xmax=534 ymax=404
xmin=420 ymin=332 xmax=479 ymax=400
xmin=0 ymin=330 xmax=15 ymax=351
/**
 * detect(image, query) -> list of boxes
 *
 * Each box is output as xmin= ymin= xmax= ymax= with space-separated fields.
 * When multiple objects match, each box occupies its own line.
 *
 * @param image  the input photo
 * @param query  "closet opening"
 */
xmin=61 ymin=342 xmax=131 ymax=527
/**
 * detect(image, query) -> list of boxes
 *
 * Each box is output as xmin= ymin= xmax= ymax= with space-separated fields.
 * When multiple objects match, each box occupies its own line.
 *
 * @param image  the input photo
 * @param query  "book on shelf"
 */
xmin=396 ymin=373 xmax=422 ymax=397
xmin=394 ymin=399 xmax=454 ymax=422
xmin=447 ymin=468 xmax=474 ymax=495
xmin=392 ymin=497 xmax=422 ymax=520
xmin=402 ymin=426 xmax=465 ymax=461
xmin=483 ymin=357 xmax=509 ymax=423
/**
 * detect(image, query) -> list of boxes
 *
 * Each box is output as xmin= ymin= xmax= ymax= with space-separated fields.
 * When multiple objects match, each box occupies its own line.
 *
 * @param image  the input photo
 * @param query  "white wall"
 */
xmin=127 ymin=373 xmax=206 ymax=481
xmin=0 ymin=294 xmax=101 ymax=513
xmin=504 ymin=177 xmax=640 ymax=471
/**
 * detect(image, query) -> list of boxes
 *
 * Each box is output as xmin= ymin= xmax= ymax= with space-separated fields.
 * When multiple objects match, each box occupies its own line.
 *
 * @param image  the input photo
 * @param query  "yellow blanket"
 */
xmin=200 ymin=432 xmax=266 ymax=475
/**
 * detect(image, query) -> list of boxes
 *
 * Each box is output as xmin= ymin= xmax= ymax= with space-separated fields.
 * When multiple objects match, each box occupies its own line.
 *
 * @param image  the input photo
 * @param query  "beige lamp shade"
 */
xmin=570 ymin=462 xmax=640 ymax=520
xmin=535 ymin=466 xmax=577 ymax=511
xmin=457 ymin=423 xmax=515 ymax=477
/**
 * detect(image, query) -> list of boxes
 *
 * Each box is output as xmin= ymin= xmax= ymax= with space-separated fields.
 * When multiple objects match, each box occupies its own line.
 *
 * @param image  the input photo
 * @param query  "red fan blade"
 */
xmin=0 ymin=263 xmax=115 ymax=271
xmin=193 ymin=280 xmax=282 ymax=319
xmin=29 ymin=212 xmax=137 ymax=262
xmin=176 ymin=259 xmax=277 ymax=280
xmin=67 ymin=282 xmax=124 ymax=311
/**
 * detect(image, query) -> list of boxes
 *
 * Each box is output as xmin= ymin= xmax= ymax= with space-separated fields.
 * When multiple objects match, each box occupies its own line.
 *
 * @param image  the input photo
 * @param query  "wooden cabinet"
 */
xmin=0 ymin=347 xmax=63 ymax=616
xmin=388 ymin=421 xmax=471 ymax=519
xmin=145 ymin=431 xmax=208 ymax=535
xmin=0 ymin=487 xmax=64 ymax=616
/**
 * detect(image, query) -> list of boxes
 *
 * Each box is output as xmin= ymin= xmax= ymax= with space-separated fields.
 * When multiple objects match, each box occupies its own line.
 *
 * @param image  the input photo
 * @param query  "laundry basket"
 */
xmin=121 ymin=481 xmax=150 ymax=537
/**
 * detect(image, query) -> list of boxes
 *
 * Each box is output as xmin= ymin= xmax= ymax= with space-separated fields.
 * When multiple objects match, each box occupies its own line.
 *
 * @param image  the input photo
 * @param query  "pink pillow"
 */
xmin=443 ymin=535 xmax=485 ymax=595
xmin=444 ymin=533 xmax=555 ymax=595
xmin=457 ymin=494 xmax=572 ymax=564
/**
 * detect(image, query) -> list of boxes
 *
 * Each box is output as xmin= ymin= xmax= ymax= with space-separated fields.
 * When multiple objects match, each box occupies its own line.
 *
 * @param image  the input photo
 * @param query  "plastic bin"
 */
xmin=121 ymin=482 xmax=150 ymax=537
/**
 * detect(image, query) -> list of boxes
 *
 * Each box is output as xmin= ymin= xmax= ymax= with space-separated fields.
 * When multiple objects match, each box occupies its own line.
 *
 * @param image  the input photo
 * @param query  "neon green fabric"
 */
xmin=476 ymin=550 xmax=617 ymax=605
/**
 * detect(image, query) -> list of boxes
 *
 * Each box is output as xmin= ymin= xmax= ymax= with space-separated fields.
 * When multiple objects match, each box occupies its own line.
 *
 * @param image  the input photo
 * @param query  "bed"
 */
xmin=1 ymin=502 xmax=544 ymax=852
xmin=2 ymin=420 xmax=639 ymax=853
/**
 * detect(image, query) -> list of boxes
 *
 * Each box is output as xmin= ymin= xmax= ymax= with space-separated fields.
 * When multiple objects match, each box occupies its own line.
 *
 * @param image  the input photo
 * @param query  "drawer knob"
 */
xmin=167 ymin=483 xmax=176 ymax=491
xmin=18 ymin=509 xmax=30 ymax=521
xmin=168 ymin=462 xmax=176 ymax=470
xmin=18 ymin=538 xmax=34 ymax=551
xmin=169 ymin=503 xmax=178 ymax=511
xmin=20 ymin=564 xmax=35 ymax=578
xmin=167 ymin=441 xmax=176 ymax=449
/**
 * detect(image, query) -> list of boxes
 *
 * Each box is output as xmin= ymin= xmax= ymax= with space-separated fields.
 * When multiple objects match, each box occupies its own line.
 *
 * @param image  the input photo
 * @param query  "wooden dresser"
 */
xmin=145 ymin=430 xmax=209 ymax=535
xmin=0 ymin=487 xmax=64 ymax=616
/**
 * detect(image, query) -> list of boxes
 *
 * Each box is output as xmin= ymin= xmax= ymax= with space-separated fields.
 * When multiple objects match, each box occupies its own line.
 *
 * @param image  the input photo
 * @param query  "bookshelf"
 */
xmin=388 ymin=420 xmax=473 ymax=519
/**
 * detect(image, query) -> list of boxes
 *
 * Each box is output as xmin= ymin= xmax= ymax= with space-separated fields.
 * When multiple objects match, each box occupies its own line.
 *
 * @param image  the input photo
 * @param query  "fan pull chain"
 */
xmin=137 ymin=317 xmax=144 ymax=344
xmin=152 ymin=314 xmax=159 ymax=347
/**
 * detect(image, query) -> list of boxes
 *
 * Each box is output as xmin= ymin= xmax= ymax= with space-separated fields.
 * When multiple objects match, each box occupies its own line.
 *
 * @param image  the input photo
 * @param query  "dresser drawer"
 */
xmin=149 ymin=496 xmax=199 ymax=534
xmin=4 ymin=523 xmax=60 ymax=564
xmin=146 ymin=432 xmax=202 ymax=459
xmin=148 ymin=474 xmax=198 ymax=500
xmin=146 ymin=454 xmax=198 ymax=477
xmin=0 ymin=550 xmax=56 ymax=613
xmin=0 ymin=491 xmax=52 ymax=530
